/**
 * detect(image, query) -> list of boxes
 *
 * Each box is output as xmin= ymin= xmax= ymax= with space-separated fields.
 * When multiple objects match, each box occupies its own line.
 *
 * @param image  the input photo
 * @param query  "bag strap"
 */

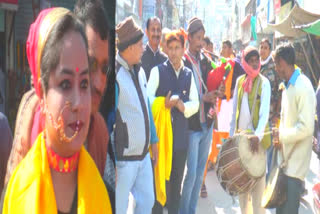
xmin=280 ymin=141 xmax=299 ymax=169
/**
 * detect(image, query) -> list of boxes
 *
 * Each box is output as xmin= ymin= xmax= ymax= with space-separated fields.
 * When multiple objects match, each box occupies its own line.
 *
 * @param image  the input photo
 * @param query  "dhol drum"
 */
xmin=216 ymin=133 xmax=266 ymax=196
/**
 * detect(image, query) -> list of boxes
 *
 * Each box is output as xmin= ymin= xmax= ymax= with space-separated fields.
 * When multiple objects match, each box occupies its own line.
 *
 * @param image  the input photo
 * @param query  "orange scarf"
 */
xmin=3 ymin=132 xmax=112 ymax=214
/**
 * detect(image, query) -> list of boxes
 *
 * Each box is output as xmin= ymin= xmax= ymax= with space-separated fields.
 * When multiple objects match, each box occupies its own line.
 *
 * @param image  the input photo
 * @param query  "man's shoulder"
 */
xmin=158 ymin=50 xmax=167 ymax=60
xmin=259 ymin=74 xmax=271 ymax=93
xmin=183 ymin=55 xmax=193 ymax=70
xmin=183 ymin=66 xmax=193 ymax=74
xmin=115 ymin=59 xmax=123 ymax=73
xmin=157 ymin=60 xmax=167 ymax=69
xmin=236 ymin=74 xmax=246 ymax=82
xmin=296 ymin=73 xmax=314 ymax=91
xmin=141 ymin=48 xmax=149 ymax=61
xmin=115 ymin=62 xmax=125 ymax=76
xmin=259 ymin=73 xmax=270 ymax=83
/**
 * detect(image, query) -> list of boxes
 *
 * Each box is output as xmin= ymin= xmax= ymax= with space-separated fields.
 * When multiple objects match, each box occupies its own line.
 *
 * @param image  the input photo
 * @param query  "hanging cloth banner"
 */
xmin=251 ymin=15 xmax=257 ymax=41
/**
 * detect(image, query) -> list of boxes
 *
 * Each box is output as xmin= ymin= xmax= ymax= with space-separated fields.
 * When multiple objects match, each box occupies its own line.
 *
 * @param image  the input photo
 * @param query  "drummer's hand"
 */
xmin=274 ymin=142 xmax=282 ymax=149
xmin=274 ymin=141 xmax=282 ymax=149
xmin=249 ymin=135 xmax=259 ymax=153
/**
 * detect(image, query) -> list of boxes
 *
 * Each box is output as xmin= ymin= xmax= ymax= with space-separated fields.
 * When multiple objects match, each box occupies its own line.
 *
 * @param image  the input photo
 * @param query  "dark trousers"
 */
xmin=152 ymin=149 xmax=187 ymax=214
xmin=276 ymin=176 xmax=303 ymax=214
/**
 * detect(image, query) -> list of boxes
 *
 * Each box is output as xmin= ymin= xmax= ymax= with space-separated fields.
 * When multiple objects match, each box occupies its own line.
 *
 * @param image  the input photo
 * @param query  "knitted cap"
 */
xmin=187 ymin=17 xmax=205 ymax=34
xmin=116 ymin=16 xmax=144 ymax=51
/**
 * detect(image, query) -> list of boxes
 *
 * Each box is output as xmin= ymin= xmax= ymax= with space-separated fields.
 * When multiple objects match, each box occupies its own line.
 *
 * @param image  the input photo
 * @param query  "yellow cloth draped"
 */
xmin=150 ymin=97 xmax=173 ymax=206
xmin=3 ymin=132 xmax=112 ymax=214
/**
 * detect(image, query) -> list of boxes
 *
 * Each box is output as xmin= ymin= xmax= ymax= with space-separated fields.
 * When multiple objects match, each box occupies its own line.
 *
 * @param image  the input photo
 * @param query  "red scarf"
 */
xmin=241 ymin=54 xmax=261 ymax=93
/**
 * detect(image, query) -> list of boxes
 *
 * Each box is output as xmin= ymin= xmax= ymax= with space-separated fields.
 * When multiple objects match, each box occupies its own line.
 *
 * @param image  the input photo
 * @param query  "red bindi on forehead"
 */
xmin=76 ymin=67 xmax=79 ymax=72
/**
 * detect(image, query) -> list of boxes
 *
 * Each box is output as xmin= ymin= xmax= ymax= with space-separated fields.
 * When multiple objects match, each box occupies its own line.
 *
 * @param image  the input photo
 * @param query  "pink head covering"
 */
xmin=241 ymin=46 xmax=261 ymax=93
xmin=27 ymin=7 xmax=69 ymax=97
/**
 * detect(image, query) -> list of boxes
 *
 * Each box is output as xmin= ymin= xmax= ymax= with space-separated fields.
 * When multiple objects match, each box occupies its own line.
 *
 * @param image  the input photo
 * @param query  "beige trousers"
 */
xmin=239 ymin=174 xmax=266 ymax=214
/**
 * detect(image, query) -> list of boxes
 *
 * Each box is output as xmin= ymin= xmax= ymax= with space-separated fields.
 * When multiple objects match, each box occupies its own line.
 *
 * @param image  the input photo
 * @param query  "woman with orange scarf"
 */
xmin=2 ymin=8 xmax=111 ymax=213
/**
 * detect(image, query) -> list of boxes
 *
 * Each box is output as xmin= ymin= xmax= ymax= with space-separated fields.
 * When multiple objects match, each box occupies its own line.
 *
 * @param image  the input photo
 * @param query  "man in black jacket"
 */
xmin=180 ymin=17 xmax=221 ymax=214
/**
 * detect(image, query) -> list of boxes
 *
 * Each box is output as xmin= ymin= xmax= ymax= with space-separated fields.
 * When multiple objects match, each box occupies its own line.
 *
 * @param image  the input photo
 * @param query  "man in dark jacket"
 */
xmin=148 ymin=30 xmax=199 ymax=214
xmin=141 ymin=17 xmax=167 ymax=81
xmin=179 ymin=17 xmax=221 ymax=214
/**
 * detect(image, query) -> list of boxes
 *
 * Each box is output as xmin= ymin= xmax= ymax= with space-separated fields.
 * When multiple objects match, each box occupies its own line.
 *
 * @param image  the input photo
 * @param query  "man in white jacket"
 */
xmin=273 ymin=43 xmax=316 ymax=214
xmin=229 ymin=46 xmax=271 ymax=214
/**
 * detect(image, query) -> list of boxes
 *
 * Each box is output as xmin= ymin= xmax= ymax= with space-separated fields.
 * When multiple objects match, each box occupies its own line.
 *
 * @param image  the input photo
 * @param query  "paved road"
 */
xmin=128 ymin=152 xmax=319 ymax=213
xmin=195 ymin=151 xmax=318 ymax=214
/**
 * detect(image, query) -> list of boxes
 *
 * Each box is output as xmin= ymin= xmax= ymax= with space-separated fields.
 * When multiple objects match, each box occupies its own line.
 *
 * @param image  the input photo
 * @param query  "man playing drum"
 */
xmin=273 ymin=43 xmax=315 ymax=214
xmin=229 ymin=46 xmax=271 ymax=214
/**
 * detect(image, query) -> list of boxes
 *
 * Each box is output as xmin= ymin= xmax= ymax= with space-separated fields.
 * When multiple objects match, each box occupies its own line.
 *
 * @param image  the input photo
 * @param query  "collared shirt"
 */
xmin=286 ymin=68 xmax=301 ymax=89
xmin=147 ymin=42 xmax=160 ymax=56
xmin=172 ymin=61 xmax=184 ymax=76
xmin=147 ymin=60 xmax=199 ymax=118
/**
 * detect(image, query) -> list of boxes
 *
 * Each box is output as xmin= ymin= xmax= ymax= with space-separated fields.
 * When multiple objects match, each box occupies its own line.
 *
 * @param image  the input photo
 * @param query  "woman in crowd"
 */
xmin=2 ymin=7 xmax=111 ymax=213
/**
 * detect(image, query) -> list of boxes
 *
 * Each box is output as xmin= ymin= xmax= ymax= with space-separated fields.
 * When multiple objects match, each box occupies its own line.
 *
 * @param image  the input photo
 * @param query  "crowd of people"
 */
xmin=0 ymin=1 xmax=318 ymax=214
xmin=0 ymin=0 xmax=115 ymax=213
xmin=114 ymin=14 xmax=317 ymax=214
